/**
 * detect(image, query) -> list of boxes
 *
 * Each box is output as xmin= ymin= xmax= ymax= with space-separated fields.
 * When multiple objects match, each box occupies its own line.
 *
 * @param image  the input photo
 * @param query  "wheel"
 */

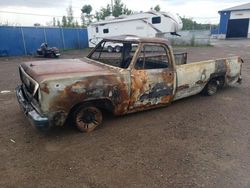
xmin=73 ymin=105 xmax=103 ymax=132
xmin=50 ymin=53 xmax=56 ymax=58
xmin=107 ymin=46 xmax=113 ymax=53
xmin=203 ymin=79 xmax=218 ymax=96
xmin=51 ymin=52 xmax=59 ymax=58
xmin=114 ymin=45 xmax=121 ymax=53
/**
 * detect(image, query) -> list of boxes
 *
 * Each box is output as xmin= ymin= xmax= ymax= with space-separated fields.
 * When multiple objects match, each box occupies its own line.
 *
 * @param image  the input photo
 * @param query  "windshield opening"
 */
xmin=88 ymin=40 xmax=139 ymax=69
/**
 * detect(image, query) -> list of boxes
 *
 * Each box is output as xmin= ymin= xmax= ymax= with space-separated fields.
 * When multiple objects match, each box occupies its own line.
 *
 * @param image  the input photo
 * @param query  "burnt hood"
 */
xmin=20 ymin=58 xmax=112 ymax=82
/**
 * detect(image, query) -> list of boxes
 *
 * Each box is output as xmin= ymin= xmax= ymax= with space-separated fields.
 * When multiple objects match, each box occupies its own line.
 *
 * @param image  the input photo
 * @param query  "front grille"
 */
xmin=19 ymin=66 xmax=39 ymax=99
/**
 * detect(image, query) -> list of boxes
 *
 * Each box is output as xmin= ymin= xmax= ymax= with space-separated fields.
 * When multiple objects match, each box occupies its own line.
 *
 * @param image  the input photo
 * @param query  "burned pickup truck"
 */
xmin=16 ymin=35 xmax=243 ymax=132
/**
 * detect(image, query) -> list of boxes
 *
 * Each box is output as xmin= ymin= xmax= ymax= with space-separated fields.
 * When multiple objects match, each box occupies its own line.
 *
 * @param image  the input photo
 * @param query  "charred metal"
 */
xmin=15 ymin=35 xmax=243 ymax=131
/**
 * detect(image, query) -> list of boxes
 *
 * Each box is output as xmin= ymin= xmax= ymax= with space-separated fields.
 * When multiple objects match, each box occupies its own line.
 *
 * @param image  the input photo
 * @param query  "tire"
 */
xmin=107 ymin=46 xmax=113 ymax=53
xmin=73 ymin=105 xmax=103 ymax=132
xmin=203 ymin=79 xmax=218 ymax=96
xmin=114 ymin=45 xmax=121 ymax=53
xmin=51 ymin=52 xmax=59 ymax=58
xmin=217 ymin=77 xmax=225 ymax=89
xmin=50 ymin=53 xmax=56 ymax=58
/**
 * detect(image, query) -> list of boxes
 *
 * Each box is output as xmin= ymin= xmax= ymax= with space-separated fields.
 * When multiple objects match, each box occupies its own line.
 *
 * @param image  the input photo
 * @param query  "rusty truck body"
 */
xmin=16 ymin=35 xmax=243 ymax=132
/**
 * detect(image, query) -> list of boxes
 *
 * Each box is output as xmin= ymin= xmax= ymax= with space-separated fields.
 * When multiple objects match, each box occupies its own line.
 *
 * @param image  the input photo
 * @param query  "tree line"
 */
xmin=53 ymin=0 xmax=217 ymax=30
xmin=55 ymin=0 xmax=161 ymax=28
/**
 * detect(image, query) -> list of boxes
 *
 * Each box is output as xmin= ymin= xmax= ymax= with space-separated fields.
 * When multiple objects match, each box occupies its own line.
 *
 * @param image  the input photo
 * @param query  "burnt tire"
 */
xmin=203 ymin=79 xmax=218 ymax=96
xmin=73 ymin=105 xmax=103 ymax=132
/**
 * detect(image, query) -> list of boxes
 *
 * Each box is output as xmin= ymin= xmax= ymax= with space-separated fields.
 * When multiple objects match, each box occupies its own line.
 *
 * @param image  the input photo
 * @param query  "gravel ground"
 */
xmin=0 ymin=39 xmax=249 ymax=188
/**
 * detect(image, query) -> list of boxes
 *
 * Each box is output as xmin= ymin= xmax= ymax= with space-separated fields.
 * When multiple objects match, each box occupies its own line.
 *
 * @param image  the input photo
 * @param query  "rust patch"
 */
xmin=161 ymin=95 xmax=172 ymax=103
xmin=129 ymin=68 xmax=174 ymax=110
xmin=161 ymin=70 xmax=174 ymax=83
xmin=196 ymin=80 xmax=205 ymax=85
xmin=40 ymin=83 xmax=50 ymax=94
xmin=49 ymin=73 xmax=131 ymax=116
xmin=176 ymin=84 xmax=189 ymax=91
xmin=129 ymin=70 xmax=148 ymax=106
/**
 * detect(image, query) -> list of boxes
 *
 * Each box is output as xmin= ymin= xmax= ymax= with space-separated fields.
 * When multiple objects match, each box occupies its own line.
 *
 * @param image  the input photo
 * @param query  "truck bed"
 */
xmin=174 ymin=56 xmax=241 ymax=100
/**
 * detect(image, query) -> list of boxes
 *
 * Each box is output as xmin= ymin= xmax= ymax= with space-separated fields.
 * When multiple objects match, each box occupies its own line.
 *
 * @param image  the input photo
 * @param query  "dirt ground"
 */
xmin=0 ymin=39 xmax=250 ymax=188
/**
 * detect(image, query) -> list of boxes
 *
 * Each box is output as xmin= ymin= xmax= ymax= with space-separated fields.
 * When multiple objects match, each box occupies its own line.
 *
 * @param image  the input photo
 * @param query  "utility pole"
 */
xmin=111 ymin=0 xmax=114 ymax=15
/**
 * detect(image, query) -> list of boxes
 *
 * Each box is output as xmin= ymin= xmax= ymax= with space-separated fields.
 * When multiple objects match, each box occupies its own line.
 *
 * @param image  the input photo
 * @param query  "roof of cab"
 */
xmin=103 ymin=35 xmax=170 ymax=45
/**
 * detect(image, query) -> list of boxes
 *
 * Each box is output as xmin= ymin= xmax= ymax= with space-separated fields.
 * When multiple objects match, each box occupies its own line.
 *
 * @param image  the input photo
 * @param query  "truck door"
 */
xmin=128 ymin=43 xmax=176 ymax=111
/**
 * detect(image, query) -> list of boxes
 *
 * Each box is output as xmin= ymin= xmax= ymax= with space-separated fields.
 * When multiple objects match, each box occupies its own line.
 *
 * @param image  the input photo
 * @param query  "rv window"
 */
xmin=135 ymin=44 xmax=169 ymax=70
xmin=103 ymin=28 xmax=109 ymax=33
xmin=96 ymin=27 xmax=99 ymax=33
xmin=152 ymin=16 xmax=161 ymax=24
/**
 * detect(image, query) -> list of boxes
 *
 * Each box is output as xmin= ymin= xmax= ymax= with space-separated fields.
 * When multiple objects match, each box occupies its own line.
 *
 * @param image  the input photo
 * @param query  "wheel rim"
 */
xmin=75 ymin=107 xmax=102 ymax=132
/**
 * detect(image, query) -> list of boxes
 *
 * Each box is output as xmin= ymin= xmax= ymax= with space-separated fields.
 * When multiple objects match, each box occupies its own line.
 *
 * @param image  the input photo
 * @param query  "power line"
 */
xmin=0 ymin=10 xmax=218 ymax=21
xmin=0 ymin=10 xmax=82 ymax=19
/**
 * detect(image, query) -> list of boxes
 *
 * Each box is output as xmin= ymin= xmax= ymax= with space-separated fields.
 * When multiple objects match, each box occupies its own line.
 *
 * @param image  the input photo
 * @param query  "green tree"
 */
xmin=154 ymin=5 xmax=160 ymax=12
xmin=75 ymin=20 xmax=79 ymax=28
xmin=181 ymin=17 xmax=195 ymax=30
xmin=94 ymin=11 xmax=101 ymax=21
xmin=123 ymin=6 xmax=132 ymax=15
xmin=57 ymin=19 xmax=61 ymax=27
xmin=67 ymin=5 xmax=74 ymax=27
xmin=52 ymin=17 xmax=56 ymax=27
xmin=98 ymin=4 xmax=112 ymax=20
xmin=94 ymin=0 xmax=132 ymax=21
xmin=62 ymin=16 xmax=67 ymax=27
xmin=81 ymin=5 xmax=92 ymax=14
xmin=180 ymin=16 xmax=217 ymax=30
xmin=112 ymin=0 xmax=132 ymax=17
xmin=81 ymin=4 xmax=93 ymax=26
xmin=112 ymin=0 xmax=123 ymax=17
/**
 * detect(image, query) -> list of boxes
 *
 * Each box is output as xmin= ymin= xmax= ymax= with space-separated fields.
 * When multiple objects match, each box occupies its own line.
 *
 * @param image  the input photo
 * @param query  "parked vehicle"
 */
xmin=36 ymin=43 xmax=60 ymax=58
xmin=88 ymin=10 xmax=183 ymax=48
xmin=16 ymin=35 xmax=243 ymax=132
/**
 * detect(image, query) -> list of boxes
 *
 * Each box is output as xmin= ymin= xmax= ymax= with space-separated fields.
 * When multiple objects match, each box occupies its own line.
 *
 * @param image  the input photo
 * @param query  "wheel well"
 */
xmin=209 ymin=72 xmax=225 ymax=81
xmin=67 ymin=99 xmax=114 ymax=120
xmin=209 ymin=75 xmax=225 ymax=88
xmin=202 ymin=75 xmax=225 ymax=94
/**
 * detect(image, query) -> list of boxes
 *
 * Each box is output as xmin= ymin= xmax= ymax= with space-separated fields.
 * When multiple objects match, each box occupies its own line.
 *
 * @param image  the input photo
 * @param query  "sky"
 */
xmin=0 ymin=0 xmax=249 ymax=26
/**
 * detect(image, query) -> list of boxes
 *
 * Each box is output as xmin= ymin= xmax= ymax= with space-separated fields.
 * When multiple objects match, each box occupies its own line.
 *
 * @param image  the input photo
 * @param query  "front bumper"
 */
xmin=16 ymin=85 xmax=49 ymax=130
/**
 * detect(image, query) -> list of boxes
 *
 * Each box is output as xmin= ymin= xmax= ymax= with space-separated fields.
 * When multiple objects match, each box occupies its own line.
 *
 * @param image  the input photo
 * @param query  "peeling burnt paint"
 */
xmin=140 ymin=83 xmax=173 ymax=101
xmin=176 ymin=84 xmax=189 ymax=91
xmin=46 ymin=72 xmax=131 ymax=119
xmin=195 ymin=80 xmax=205 ymax=85
xmin=215 ymin=59 xmax=227 ymax=74
xmin=40 ymin=83 xmax=50 ymax=94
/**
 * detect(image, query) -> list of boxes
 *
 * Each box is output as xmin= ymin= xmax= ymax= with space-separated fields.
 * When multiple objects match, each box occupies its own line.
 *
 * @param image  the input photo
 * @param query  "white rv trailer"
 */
xmin=87 ymin=11 xmax=183 ymax=50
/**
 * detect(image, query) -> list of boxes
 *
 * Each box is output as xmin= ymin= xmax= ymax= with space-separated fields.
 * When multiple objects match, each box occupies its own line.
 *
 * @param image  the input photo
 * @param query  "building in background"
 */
xmin=218 ymin=3 xmax=250 ymax=39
